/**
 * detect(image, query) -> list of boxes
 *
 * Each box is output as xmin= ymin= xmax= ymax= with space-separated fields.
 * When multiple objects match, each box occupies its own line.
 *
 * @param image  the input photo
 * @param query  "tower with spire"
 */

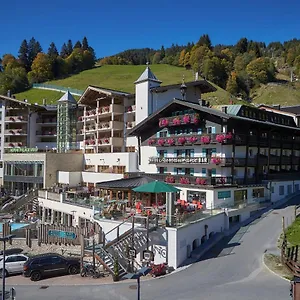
xmin=56 ymin=91 xmax=78 ymax=153
xmin=134 ymin=64 xmax=162 ymax=125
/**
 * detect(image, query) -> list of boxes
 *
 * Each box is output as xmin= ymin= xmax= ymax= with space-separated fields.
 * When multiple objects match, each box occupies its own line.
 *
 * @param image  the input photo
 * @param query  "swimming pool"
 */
xmin=0 ymin=223 xmax=29 ymax=233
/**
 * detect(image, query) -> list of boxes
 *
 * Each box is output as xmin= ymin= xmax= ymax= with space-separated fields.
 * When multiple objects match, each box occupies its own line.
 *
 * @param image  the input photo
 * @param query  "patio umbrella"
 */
xmin=133 ymin=180 xmax=180 ymax=207
xmin=132 ymin=180 xmax=180 ymax=193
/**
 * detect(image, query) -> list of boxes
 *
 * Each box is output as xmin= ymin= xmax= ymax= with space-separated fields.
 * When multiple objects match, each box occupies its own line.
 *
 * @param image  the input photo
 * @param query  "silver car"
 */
xmin=0 ymin=254 xmax=28 ymax=277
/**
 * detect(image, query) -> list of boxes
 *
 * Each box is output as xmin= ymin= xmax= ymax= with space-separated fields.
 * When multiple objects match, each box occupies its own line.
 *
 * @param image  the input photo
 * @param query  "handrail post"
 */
xmin=117 ymin=226 xmax=120 ymax=241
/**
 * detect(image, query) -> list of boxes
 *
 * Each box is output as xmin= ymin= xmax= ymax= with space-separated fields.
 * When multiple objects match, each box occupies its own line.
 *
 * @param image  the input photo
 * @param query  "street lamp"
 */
xmin=0 ymin=234 xmax=16 ymax=300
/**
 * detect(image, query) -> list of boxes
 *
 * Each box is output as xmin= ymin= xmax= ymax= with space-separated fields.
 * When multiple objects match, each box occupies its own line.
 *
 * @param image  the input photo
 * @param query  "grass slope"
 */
xmin=15 ymin=89 xmax=80 ymax=105
xmin=45 ymin=64 xmax=196 ymax=93
xmin=251 ymin=81 xmax=300 ymax=106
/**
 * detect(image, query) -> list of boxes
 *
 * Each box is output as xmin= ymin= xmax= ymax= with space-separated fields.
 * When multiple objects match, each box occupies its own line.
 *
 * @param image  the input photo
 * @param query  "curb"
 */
xmin=262 ymin=253 xmax=290 ymax=282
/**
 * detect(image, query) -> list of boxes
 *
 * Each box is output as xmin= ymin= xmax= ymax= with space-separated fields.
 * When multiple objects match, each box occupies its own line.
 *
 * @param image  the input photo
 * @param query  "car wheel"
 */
xmin=30 ymin=271 xmax=41 ymax=281
xmin=68 ymin=265 xmax=79 ymax=275
xmin=0 ymin=269 xmax=8 ymax=278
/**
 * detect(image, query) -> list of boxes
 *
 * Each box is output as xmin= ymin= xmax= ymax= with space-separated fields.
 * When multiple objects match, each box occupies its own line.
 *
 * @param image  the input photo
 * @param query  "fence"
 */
xmin=281 ymin=235 xmax=300 ymax=275
xmin=32 ymin=83 xmax=84 ymax=96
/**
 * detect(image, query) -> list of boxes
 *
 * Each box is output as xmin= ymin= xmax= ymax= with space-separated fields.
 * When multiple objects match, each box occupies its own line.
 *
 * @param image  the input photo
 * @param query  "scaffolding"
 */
xmin=57 ymin=91 xmax=78 ymax=153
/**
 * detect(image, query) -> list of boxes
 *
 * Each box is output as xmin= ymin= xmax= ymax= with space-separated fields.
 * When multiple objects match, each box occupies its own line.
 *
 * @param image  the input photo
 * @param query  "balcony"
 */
xmin=5 ymin=116 xmax=28 ymax=123
xmin=158 ymin=113 xmax=200 ymax=128
xmin=126 ymin=121 xmax=135 ymax=129
xmin=84 ymin=104 xmax=124 ymax=120
xmin=82 ymin=121 xmax=124 ymax=135
xmin=84 ymin=137 xmax=123 ymax=147
xmin=125 ymin=105 xmax=136 ymax=113
xmin=36 ymin=131 xmax=57 ymax=137
xmin=4 ymin=129 xmax=27 ymax=136
xmin=126 ymin=172 xmax=233 ymax=187
xmin=4 ymin=142 xmax=25 ymax=148
xmin=36 ymin=118 xmax=57 ymax=125
xmin=147 ymin=133 xmax=233 ymax=147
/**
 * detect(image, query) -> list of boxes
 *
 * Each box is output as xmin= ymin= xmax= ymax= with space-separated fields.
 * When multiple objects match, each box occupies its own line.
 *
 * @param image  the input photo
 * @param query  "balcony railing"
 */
xmin=159 ymin=113 xmax=200 ymax=128
xmin=126 ymin=121 xmax=136 ymax=129
xmin=4 ymin=129 xmax=27 ymax=136
xmin=125 ymin=105 xmax=136 ymax=113
xmin=4 ymin=142 xmax=25 ymax=148
xmin=84 ymin=104 xmax=124 ymax=119
xmin=84 ymin=137 xmax=123 ymax=147
xmin=36 ymin=118 xmax=57 ymax=124
xmin=36 ymin=131 xmax=57 ymax=136
xmin=5 ymin=116 xmax=28 ymax=122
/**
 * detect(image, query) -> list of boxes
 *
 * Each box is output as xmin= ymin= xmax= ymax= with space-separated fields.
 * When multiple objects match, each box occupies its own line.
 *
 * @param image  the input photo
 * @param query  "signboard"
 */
xmin=128 ymin=248 xmax=136 ymax=258
xmin=48 ymin=230 xmax=77 ymax=240
xmin=218 ymin=191 xmax=231 ymax=199
xmin=143 ymin=250 xmax=154 ymax=261
xmin=6 ymin=147 xmax=38 ymax=153
xmin=149 ymin=157 xmax=209 ymax=164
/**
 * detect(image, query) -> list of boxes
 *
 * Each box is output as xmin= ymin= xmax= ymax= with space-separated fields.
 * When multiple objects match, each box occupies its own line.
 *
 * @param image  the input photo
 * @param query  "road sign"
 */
xmin=48 ymin=229 xmax=77 ymax=240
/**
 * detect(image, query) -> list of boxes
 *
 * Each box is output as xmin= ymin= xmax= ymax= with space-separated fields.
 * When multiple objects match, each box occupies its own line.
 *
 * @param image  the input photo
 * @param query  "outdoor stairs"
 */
xmin=1 ymin=189 xmax=38 ymax=213
xmin=85 ymin=217 xmax=158 ymax=278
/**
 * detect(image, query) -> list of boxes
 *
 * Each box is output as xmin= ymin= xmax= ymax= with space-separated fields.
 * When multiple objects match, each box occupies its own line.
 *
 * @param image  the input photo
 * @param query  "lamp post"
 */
xmin=0 ymin=234 xmax=15 ymax=300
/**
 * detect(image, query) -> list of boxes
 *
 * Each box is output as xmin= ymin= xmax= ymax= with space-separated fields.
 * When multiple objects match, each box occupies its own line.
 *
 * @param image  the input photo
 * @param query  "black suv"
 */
xmin=23 ymin=253 xmax=80 ymax=281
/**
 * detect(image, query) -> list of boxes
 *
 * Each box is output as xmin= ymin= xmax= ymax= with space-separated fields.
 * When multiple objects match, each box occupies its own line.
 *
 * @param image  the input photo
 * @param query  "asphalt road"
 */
xmin=7 ymin=198 xmax=299 ymax=300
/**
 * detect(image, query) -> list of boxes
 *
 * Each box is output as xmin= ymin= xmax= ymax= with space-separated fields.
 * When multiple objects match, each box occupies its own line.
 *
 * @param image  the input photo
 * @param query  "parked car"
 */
xmin=0 ymin=254 xmax=28 ymax=277
xmin=23 ymin=253 xmax=80 ymax=281
xmin=0 ymin=248 xmax=23 ymax=256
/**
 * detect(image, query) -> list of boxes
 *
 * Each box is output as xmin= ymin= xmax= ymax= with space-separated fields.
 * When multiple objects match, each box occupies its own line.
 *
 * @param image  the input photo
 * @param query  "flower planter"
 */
xmin=159 ymin=119 xmax=169 ymax=127
xmin=216 ymin=134 xmax=226 ymax=143
xmin=157 ymin=139 xmax=165 ymax=146
xmin=200 ymin=136 xmax=211 ymax=144
xmin=178 ymin=137 xmax=186 ymax=145
xmin=187 ymin=136 xmax=197 ymax=144
xmin=148 ymin=139 xmax=156 ymax=146
xmin=211 ymin=157 xmax=221 ymax=165
xmin=167 ymin=138 xmax=175 ymax=146
xmin=165 ymin=176 xmax=175 ymax=183
xmin=195 ymin=178 xmax=207 ymax=185
xmin=104 ymin=139 xmax=110 ymax=144
xmin=182 ymin=115 xmax=191 ymax=124
xmin=179 ymin=177 xmax=190 ymax=185
xmin=172 ymin=117 xmax=181 ymax=126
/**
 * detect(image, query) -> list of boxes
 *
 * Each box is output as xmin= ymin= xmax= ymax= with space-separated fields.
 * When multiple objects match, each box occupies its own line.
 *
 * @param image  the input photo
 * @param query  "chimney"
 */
xmin=200 ymin=99 xmax=206 ymax=106
xmin=43 ymin=98 xmax=47 ymax=106
xmin=195 ymin=72 xmax=199 ymax=81
xmin=7 ymin=90 xmax=11 ymax=98
xmin=222 ymin=106 xmax=228 ymax=114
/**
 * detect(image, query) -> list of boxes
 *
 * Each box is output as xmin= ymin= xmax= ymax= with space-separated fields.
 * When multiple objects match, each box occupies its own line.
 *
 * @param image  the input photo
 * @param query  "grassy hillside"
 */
xmin=45 ymin=64 xmax=196 ymax=93
xmin=251 ymin=82 xmax=300 ymax=106
xmin=15 ymin=89 xmax=80 ymax=105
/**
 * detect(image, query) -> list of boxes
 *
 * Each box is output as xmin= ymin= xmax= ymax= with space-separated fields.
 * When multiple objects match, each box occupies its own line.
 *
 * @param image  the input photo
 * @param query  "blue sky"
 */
xmin=0 ymin=0 xmax=299 ymax=59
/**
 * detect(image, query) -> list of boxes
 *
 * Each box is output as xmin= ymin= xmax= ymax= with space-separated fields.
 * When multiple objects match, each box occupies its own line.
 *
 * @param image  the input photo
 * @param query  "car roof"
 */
xmin=28 ymin=253 xmax=63 ymax=260
xmin=2 ymin=254 xmax=27 ymax=257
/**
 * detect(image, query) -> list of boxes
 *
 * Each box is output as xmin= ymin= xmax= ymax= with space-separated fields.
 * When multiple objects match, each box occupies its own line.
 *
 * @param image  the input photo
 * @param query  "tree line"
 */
xmin=0 ymin=37 xmax=96 ymax=95
xmin=99 ymin=35 xmax=300 ymax=99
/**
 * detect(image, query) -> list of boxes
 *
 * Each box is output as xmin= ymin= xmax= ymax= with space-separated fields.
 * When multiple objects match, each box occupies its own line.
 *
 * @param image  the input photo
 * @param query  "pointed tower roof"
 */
xmin=57 ymin=91 xmax=77 ymax=104
xmin=134 ymin=66 xmax=162 ymax=84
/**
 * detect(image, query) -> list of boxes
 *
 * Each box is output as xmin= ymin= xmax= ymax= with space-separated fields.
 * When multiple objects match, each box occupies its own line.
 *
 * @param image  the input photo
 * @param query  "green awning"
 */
xmin=132 ymin=180 xmax=180 ymax=193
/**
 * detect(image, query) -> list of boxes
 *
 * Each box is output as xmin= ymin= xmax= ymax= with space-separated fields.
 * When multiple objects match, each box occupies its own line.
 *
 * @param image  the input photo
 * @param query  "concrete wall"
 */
xmin=58 ymin=171 xmax=82 ymax=186
xmin=81 ymin=172 xmax=123 ymax=184
xmin=167 ymin=212 xmax=228 ymax=268
xmin=270 ymin=180 xmax=300 ymax=202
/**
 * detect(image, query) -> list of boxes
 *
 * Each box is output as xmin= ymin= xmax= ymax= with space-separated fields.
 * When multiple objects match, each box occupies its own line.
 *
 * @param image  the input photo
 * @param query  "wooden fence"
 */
xmin=281 ymin=235 xmax=300 ymax=275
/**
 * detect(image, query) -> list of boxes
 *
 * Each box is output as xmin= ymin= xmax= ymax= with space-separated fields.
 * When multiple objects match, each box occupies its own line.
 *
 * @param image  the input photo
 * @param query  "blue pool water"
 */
xmin=0 ymin=223 xmax=29 ymax=233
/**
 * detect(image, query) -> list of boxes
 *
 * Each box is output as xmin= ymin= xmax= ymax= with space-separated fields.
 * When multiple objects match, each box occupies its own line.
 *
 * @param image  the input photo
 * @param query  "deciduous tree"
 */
xmin=28 ymin=53 xmax=53 ymax=83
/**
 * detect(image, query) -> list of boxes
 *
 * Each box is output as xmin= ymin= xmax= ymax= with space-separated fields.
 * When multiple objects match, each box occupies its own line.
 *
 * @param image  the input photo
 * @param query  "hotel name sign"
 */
xmin=149 ymin=157 xmax=209 ymax=164
xmin=7 ymin=148 xmax=38 ymax=153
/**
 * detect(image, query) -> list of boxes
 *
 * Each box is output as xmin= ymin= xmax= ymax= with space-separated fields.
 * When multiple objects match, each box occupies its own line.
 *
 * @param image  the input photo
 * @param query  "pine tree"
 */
xmin=66 ymin=40 xmax=73 ymax=56
xmin=160 ymin=46 xmax=165 ymax=60
xmin=60 ymin=43 xmax=68 ymax=58
xmin=28 ymin=37 xmax=42 ymax=66
xmin=74 ymin=41 xmax=82 ymax=49
xmin=197 ymin=34 xmax=212 ymax=49
xmin=82 ymin=37 xmax=89 ymax=51
xmin=18 ymin=39 xmax=29 ymax=71
xmin=47 ymin=42 xmax=58 ymax=57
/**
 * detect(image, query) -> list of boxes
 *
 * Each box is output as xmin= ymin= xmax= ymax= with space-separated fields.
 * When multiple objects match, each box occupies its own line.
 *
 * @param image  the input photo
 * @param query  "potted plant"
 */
xmin=127 ymin=106 xmax=133 ymax=112
xmin=192 ymin=113 xmax=200 ymax=124
xmin=113 ymin=255 xmax=119 ymax=282
xmin=84 ymin=140 xmax=89 ymax=145
xmin=179 ymin=177 xmax=190 ymax=185
xmin=187 ymin=136 xmax=197 ymax=144
xmin=226 ymin=132 xmax=233 ymax=140
xmin=165 ymin=176 xmax=175 ymax=183
xmin=216 ymin=134 xmax=226 ymax=143
xmin=196 ymin=178 xmax=207 ymax=185
xmin=211 ymin=157 xmax=221 ymax=165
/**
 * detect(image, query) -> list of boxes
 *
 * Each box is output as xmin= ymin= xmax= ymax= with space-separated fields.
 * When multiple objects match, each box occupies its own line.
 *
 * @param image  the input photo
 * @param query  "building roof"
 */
xmin=96 ymin=176 xmax=155 ymax=189
xmin=280 ymin=105 xmax=300 ymax=115
xmin=213 ymin=104 xmax=242 ymax=116
xmin=57 ymin=91 xmax=77 ymax=104
xmin=151 ymin=80 xmax=217 ymax=94
xmin=0 ymin=95 xmax=45 ymax=110
xmin=134 ymin=66 xmax=162 ymax=84
xmin=128 ymin=99 xmax=300 ymax=141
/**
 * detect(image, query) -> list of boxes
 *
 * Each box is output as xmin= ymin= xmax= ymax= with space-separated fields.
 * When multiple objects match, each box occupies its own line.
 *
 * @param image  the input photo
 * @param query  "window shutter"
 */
xmin=190 ymin=149 xmax=194 ymax=157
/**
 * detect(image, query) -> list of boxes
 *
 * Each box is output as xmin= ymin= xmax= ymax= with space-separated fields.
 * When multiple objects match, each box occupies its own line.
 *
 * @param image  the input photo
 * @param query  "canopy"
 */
xmin=132 ymin=180 xmax=180 ymax=193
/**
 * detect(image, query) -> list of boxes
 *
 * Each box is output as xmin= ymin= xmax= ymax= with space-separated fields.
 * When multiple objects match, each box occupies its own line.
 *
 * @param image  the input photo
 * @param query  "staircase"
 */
xmin=1 ymin=189 xmax=38 ymax=213
xmin=85 ymin=215 xmax=158 ymax=278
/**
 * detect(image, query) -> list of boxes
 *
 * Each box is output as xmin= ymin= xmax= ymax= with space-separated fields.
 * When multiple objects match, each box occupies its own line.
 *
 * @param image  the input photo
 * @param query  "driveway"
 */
xmin=7 ymin=198 xmax=299 ymax=300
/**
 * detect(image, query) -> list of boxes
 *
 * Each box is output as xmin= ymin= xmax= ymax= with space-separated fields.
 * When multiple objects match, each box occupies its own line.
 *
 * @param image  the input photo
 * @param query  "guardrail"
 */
xmin=32 ymin=83 xmax=84 ymax=96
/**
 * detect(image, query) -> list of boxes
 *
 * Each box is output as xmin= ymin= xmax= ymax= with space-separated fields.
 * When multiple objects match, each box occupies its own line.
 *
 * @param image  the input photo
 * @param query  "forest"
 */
xmin=0 ymin=37 xmax=96 ymax=95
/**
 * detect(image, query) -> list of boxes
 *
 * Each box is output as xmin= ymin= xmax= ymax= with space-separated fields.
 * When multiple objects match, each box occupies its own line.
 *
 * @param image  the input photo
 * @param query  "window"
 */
xmin=159 ymin=131 xmax=167 ymax=138
xmin=112 ymin=165 xmax=126 ymax=174
xmin=249 ymin=149 xmax=253 ymax=157
xmin=98 ymin=165 xmax=109 ymax=172
xmin=6 ymin=256 xmax=17 ymax=263
xmin=159 ymin=167 xmax=167 ymax=174
xmin=279 ymin=186 xmax=284 ymax=195
xmin=295 ymin=184 xmax=299 ymax=192
xmin=51 ymin=256 xmax=64 ymax=264
xmin=271 ymin=186 xmax=275 ymax=193
xmin=202 ymin=168 xmax=206 ymax=176
xmin=287 ymin=185 xmax=292 ymax=194
xmin=16 ymin=256 xmax=27 ymax=262
xmin=252 ymin=188 xmax=264 ymax=198
xmin=218 ymin=191 xmax=231 ymax=199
